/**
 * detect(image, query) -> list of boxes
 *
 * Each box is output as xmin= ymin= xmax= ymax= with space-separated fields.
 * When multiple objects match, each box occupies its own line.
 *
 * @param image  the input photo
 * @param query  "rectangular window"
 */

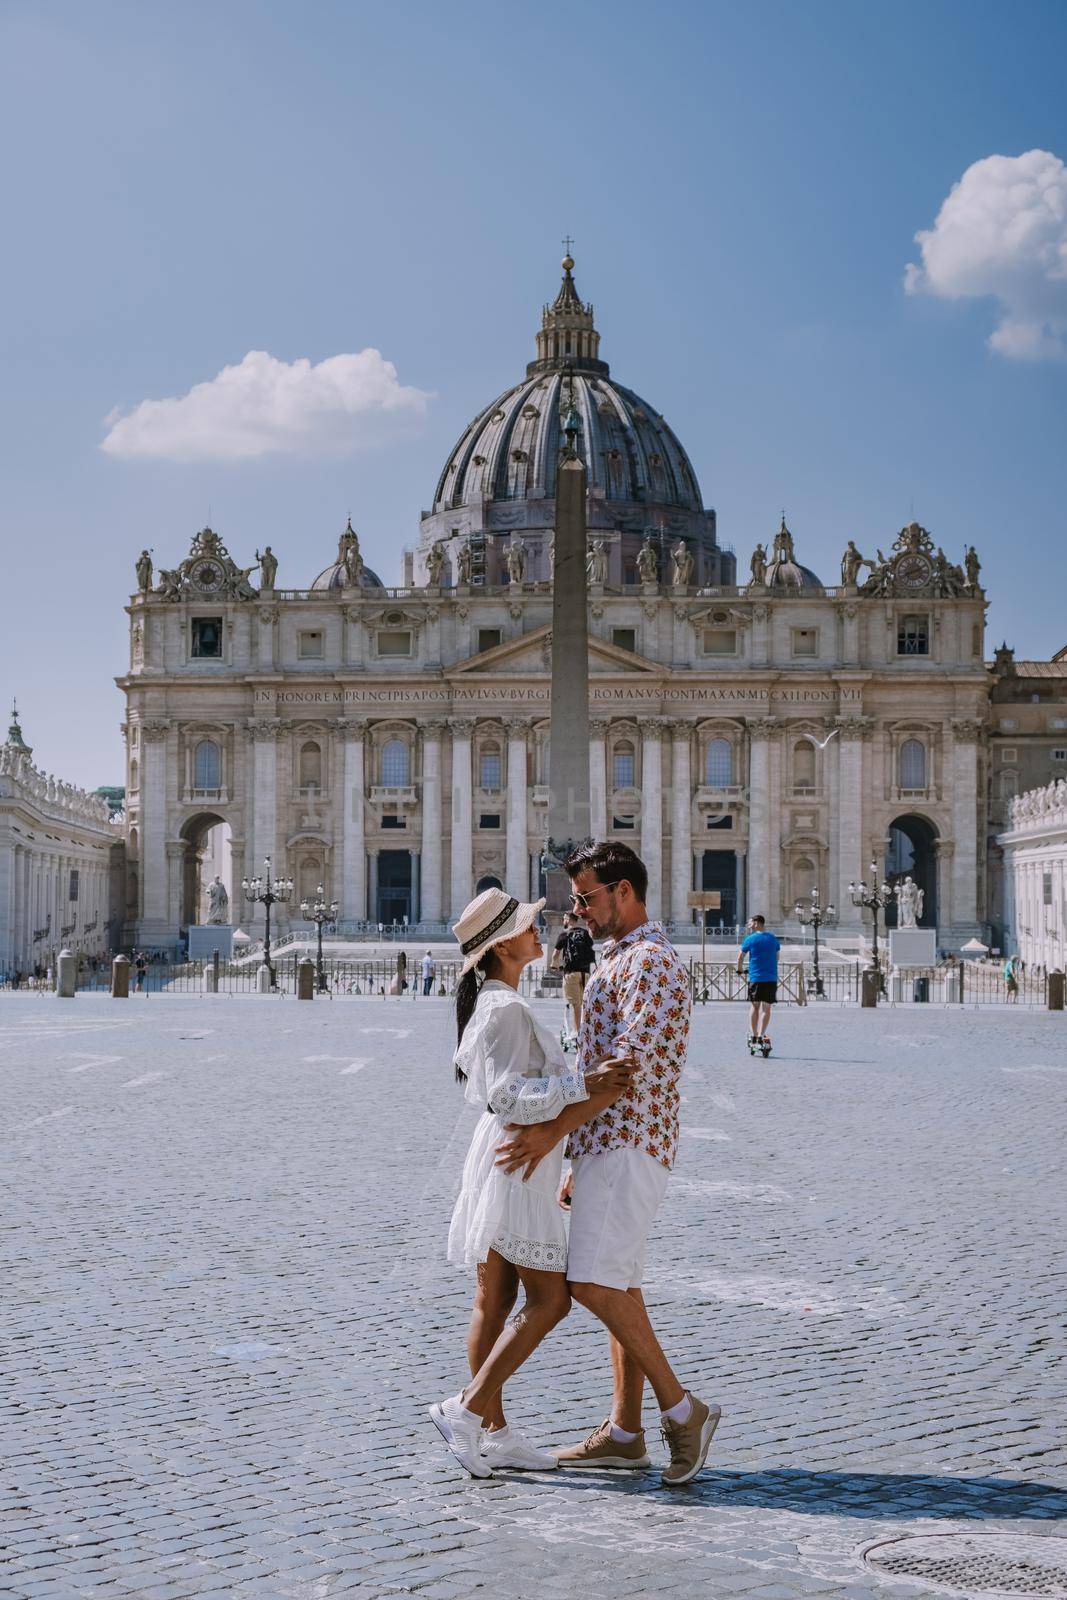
xmin=897 ymin=615 xmax=929 ymax=656
xmin=1053 ymin=748 xmax=1067 ymax=762
xmin=477 ymin=628 xmax=502 ymax=653
xmin=191 ymin=617 xmax=223 ymax=658
xmin=1000 ymin=718 xmax=1017 ymax=731
xmin=703 ymin=628 xmax=737 ymax=656
xmin=612 ymin=815 xmax=636 ymax=830
xmin=1044 ymin=871 xmax=1053 ymax=906
xmin=377 ymin=629 xmax=412 ymax=657
xmin=707 ymin=815 xmax=733 ymax=830
xmin=69 ymin=870 xmax=79 ymax=902
xmin=479 ymin=752 xmax=502 ymax=789
xmin=298 ymin=630 xmax=324 ymax=659
xmin=381 ymin=814 xmax=406 ymax=830
xmin=611 ymin=628 xmax=637 ymax=653
xmin=479 ymin=813 xmax=501 ymax=830
xmin=1051 ymin=718 xmax=1067 ymax=730
xmin=1000 ymin=747 xmax=1017 ymax=762
xmin=791 ymin=628 xmax=818 ymax=657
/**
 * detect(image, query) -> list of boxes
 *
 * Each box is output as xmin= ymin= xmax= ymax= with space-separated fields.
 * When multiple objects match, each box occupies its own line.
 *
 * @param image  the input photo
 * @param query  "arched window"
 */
xmin=194 ymin=739 xmax=220 ymax=790
xmin=480 ymin=744 xmax=502 ymax=790
xmin=900 ymin=739 xmax=926 ymax=790
xmin=613 ymin=741 xmax=635 ymax=789
xmin=129 ymin=758 xmax=139 ymax=792
xmin=299 ymin=857 xmax=322 ymax=907
xmin=793 ymin=740 xmax=815 ymax=791
xmin=706 ymin=738 xmax=732 ymax=787
xmin=381 ymin=739 xmax=409 ymax=787
xmin=999 ymin=770 xmax=1018 ymax=801
xmin=299 ymin=741 xmax=322 ymax=791
xmin=794 ymin=856 xmax=816 ymax=904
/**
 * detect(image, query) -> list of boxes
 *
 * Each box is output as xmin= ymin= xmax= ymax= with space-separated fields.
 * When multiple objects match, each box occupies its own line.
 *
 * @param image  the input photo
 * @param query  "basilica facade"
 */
xmin=119 ymin=257 xmax=998 ymax=951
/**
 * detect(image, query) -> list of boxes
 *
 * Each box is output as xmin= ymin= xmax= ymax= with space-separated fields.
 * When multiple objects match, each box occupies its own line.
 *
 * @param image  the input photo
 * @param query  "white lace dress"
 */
xmin=448 ymin=981 xmax=588 ymax=1274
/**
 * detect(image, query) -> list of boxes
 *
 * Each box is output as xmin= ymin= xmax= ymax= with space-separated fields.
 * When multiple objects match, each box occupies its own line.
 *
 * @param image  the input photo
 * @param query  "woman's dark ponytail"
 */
xmin=454 ymin=947 xmax=503 ymax=1079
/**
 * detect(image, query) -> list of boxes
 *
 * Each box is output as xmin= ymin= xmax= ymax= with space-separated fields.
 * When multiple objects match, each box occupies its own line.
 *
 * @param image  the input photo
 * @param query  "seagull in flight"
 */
xmin=801 ymin=728 xmax=840 ymax=750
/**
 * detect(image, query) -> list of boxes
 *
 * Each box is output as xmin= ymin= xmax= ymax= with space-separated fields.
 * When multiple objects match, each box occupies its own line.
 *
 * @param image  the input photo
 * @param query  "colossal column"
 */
xmin=745 ymin=717 xmax=775 ymax=916
xmin=835 ymin=717 xmax=871 ymax=921
xmin=669 ymin=721 xmax=693 ymax=925
xmin=950 ymin=719 xmax=982 ymax=931
xmin=340 ymin=719 xmax=367 ymax=923
xmin=420 ymin=720 xmax=445 ymax=923
xmin=139 ymin=720 xmax=170 ymax=932
xmin=247 ymin=718 xmax=280 ymax=923
xmin=505 ymin=719 xmax=529 ymax=898
xmin=639 ymin=719 xmax=663 ymax=918
xmin=588 ymin=719 xmax=609 ymax=841
xmin=449 ymin=718 xmax=474 ymax=918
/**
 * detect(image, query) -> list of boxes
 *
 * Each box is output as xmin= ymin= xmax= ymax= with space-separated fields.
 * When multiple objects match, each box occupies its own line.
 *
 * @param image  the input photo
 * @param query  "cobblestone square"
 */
xmin=1 ymin=993 xmax=1065 ymax=1599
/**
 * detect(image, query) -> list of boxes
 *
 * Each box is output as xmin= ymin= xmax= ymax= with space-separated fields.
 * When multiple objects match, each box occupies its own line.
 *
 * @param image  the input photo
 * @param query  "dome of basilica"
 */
xmin=311 ymin=519 xmax=385 ymax=592
xmin=416 ymin=256 xmax=734 ymax=589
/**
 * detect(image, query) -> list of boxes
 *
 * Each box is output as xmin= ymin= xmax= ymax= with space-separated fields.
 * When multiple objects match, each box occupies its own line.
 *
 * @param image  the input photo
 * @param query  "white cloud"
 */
xmin=101 ymin=348 xmax=432 ymax=461
xmin=904 ymin=149 xmax=1067 ymax=360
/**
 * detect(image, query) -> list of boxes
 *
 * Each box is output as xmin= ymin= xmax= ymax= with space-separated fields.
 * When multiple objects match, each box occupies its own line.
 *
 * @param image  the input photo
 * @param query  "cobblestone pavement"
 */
xmin=1 ymin=994 xmax=1065 ymax=1599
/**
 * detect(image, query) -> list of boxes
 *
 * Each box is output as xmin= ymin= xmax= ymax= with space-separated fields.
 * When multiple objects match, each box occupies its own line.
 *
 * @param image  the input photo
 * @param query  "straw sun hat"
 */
xmin=451 ymin=887 xmax=547 ymax=977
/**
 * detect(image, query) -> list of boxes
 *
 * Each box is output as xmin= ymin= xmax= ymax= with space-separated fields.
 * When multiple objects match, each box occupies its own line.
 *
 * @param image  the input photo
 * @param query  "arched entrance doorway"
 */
xmin=179 ymin=813 xmax=233 ymax=929
xmin=475 ymin=875 xmax=503 ymax=894
xmin=885 ymin=814 xmax=938 ymax=929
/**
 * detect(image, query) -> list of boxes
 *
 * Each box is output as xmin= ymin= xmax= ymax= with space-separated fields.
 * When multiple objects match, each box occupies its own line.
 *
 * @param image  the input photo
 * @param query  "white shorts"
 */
xmin=566 ymin=1148 xmax=670 ymax=1291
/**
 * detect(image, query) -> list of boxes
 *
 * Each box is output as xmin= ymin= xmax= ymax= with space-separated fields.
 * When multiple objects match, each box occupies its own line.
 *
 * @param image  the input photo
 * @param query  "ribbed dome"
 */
xmin=432 ymin=371 xmax=703 ymax=516
xmin=762 ymin=516 xmax=823 ymax=590
xmin=416 ymin=256 xmax=734 ymax=589
xmin=310 ymin=519 xmax=385 ymax=592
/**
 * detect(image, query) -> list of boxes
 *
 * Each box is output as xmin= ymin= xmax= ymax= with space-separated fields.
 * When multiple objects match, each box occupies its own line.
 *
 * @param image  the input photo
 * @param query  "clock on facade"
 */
xmin=894 ymin=554 xmax=932 ymax=591
xmin=191 ymin=559 xmax=226 ymax=592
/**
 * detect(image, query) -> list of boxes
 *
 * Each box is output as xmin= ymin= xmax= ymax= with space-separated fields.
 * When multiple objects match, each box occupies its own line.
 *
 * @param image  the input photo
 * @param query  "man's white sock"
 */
xmin=662 ymin=1394 xmax=692 ymax=1424
xmin=609 ymin=1421 xmax=639 ymax=1443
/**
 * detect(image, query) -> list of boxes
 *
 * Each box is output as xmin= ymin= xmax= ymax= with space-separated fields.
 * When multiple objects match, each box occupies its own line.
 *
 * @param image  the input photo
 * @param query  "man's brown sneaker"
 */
xmin=555 ymin=1418 xmax=651 ymax=1469
xmin=660 ymin=1393 xmax=721 ymax=1486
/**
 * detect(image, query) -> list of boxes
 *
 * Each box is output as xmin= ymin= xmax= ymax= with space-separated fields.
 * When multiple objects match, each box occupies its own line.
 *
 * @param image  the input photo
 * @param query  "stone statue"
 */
xmin=233 ymin=565 xmax=258 ymax=601
xmin=425 ymin=542 xmax=445 ymax=586
xmin=157 ymin=567 xmax=182 ymax=600
xmin=894 ymin=875 xmax=923 ymax=929
xmin=456 ymin=541 xmax=473 ymax=584
xmin=671 ymin=540 xmax=694 ymax=588
xmin=587 ymin=539 xmax=608 ymax=583
xmin=343 ymin=539 xmax=364 ymax=588
xmin=840 ymin=540 xmax=867 ymax=586
xmin=136 ymin=550 xmax=153 ymax=592
xmin=205 ymin=875 xmax=230 ymax=925
xmin=505 ymin=540 xmax=526 ymax=583
xmin=965 ymin=546 xmax=981 ymax=590
xmin=256 ymin=545 xmax=278 ymax=588
xmin=636 ymin=537 xmax=658 ymax=584
xmin=749 ymin=543 xmax=767 ymax=586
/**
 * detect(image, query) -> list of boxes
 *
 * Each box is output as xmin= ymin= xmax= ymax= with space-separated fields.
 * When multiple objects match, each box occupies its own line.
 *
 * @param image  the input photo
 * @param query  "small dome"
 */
xmin=310 ymin=561 xmax=385 ymax=592
xmin=763 ymin=516 xmax=823 ymax=589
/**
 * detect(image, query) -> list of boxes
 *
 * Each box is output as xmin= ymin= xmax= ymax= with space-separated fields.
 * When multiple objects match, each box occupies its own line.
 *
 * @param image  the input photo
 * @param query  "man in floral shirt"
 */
xmin=496 ymin=841 xmax=720 ymax=1487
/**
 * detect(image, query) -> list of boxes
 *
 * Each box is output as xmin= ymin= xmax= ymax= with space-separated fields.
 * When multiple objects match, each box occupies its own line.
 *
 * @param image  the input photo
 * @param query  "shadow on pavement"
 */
xmin=535 ymin=1468 xmax=1067 ymax=1519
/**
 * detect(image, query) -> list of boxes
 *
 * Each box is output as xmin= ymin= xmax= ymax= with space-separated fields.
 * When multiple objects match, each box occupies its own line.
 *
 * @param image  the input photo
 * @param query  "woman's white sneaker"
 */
xmin=429 ymin=1398 xmax=492 ymax=1478
xmin=480 ymin=1427 xmax=559 ymax=1470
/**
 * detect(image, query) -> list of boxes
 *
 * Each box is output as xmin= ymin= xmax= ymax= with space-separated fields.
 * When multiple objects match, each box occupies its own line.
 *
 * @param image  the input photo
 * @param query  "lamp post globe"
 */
xmin=243 ymin=854 xmax=292 ymax=990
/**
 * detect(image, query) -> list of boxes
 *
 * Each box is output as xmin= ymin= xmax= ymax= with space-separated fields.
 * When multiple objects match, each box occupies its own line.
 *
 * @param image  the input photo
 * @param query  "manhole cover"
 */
xmin=865 ymin=1534 xmax=1067 ymax=1597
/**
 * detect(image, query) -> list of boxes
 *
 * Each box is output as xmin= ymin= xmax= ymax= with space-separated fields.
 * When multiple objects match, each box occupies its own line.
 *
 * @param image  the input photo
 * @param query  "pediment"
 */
xmin=451 ymin=624 xmax=661 ymax=677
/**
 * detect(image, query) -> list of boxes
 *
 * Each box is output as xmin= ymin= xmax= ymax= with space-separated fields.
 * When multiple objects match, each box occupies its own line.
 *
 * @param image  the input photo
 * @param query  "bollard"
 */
xmin=256 ymin=963 xmax=271 ymax=994
xmin=296 ymin=958 xmax=315 ymax=1000
xmin=860 ymin=968 xmax=880 ymax=1008
xmin=1048 ymin=970 xmax=1065 ymax=1012
xmin=56 ymin=948 xmax=77 ymax=999
xmin=203 ymin=964 xmax=218 ymax=994
xmin=111 ymin=954 xmax=130 ymax=999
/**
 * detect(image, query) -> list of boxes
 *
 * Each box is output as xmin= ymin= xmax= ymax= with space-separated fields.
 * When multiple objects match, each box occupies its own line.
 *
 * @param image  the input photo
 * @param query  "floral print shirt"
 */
xmin=568 ymin=921 xmax=691 ymax=1171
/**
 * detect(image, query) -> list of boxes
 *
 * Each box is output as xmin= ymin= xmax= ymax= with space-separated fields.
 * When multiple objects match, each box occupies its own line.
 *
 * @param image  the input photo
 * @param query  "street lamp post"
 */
xmin=300 ymin=883 xmax=338 ymax=993
xmin=794 ymin=885 xmax=835 ymax=997
xmin=242 ymin=856 xmax=293 ymax=989
xmin=849 ymin=859 xmax=893 ymax=1000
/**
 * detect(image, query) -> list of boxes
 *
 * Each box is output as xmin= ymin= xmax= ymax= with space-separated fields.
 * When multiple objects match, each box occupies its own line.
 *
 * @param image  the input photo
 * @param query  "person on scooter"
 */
xmin=737 ymin=915 xmax=780 ymax=1052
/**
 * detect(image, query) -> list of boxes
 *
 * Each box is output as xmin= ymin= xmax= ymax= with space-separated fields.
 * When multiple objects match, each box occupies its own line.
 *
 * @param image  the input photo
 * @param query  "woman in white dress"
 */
xmin=429 ymin=887 xmax=635 ymax=1478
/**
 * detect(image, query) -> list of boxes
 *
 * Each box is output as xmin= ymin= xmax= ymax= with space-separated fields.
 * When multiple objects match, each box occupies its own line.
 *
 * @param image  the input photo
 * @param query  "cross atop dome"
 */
xmin=529 ymin=248 xmax=608 ymax=377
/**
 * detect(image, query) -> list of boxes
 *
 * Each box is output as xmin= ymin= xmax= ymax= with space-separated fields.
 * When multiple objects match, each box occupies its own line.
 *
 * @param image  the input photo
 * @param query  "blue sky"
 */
xmin=2 ymin=0 xmax=1066 ymax=788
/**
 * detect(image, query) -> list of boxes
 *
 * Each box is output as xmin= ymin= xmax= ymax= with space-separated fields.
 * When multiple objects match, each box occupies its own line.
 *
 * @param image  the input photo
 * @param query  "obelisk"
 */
xmin=544 ymin=390 xmax=591 ymax=909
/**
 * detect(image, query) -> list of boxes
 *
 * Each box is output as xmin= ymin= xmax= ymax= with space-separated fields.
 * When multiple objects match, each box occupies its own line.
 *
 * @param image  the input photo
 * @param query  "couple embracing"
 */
xmin=429 ymin=840 xmax=720 ymax=1486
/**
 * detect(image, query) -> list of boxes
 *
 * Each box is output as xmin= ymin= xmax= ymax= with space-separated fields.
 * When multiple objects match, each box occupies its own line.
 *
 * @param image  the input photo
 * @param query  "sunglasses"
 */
xmin=569 ymin=880 xmax=623 ymax=911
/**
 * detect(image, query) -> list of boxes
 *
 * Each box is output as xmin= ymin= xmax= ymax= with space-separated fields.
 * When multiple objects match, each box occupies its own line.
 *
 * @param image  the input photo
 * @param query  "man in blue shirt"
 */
xmin=737 ymin=915 xmax=781 ymax=1048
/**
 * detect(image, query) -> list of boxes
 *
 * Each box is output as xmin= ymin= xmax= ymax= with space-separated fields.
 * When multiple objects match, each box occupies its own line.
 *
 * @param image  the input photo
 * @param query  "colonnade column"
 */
xmin=950 ymin=719 xmax=982 ymax=931
xmin=449 ymin=718 xmax=474 ymax=919
xmin=589 ymin=719 xmax=608 ymax=840
xmin=638 ymin=720 xmax=663 ymax=918
xmin=340 ymin=719 xmax=367 ymax=923
xmin=746 ymin=717 xmax=775 ymax=917
xmin=140 ymin=721 xmax=169 ymax=930
xmin=246 ymin=718 xmax=280 ymax=928
xmin=669 ymin=721 xmax=692 ymax=926
xmin=420 ymin=720 xmax=444 ymax=924
xmin=505 ymin=719 xmax=529 ymax=899
xmin=835 ymin=717 xmax=869 ymax=923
